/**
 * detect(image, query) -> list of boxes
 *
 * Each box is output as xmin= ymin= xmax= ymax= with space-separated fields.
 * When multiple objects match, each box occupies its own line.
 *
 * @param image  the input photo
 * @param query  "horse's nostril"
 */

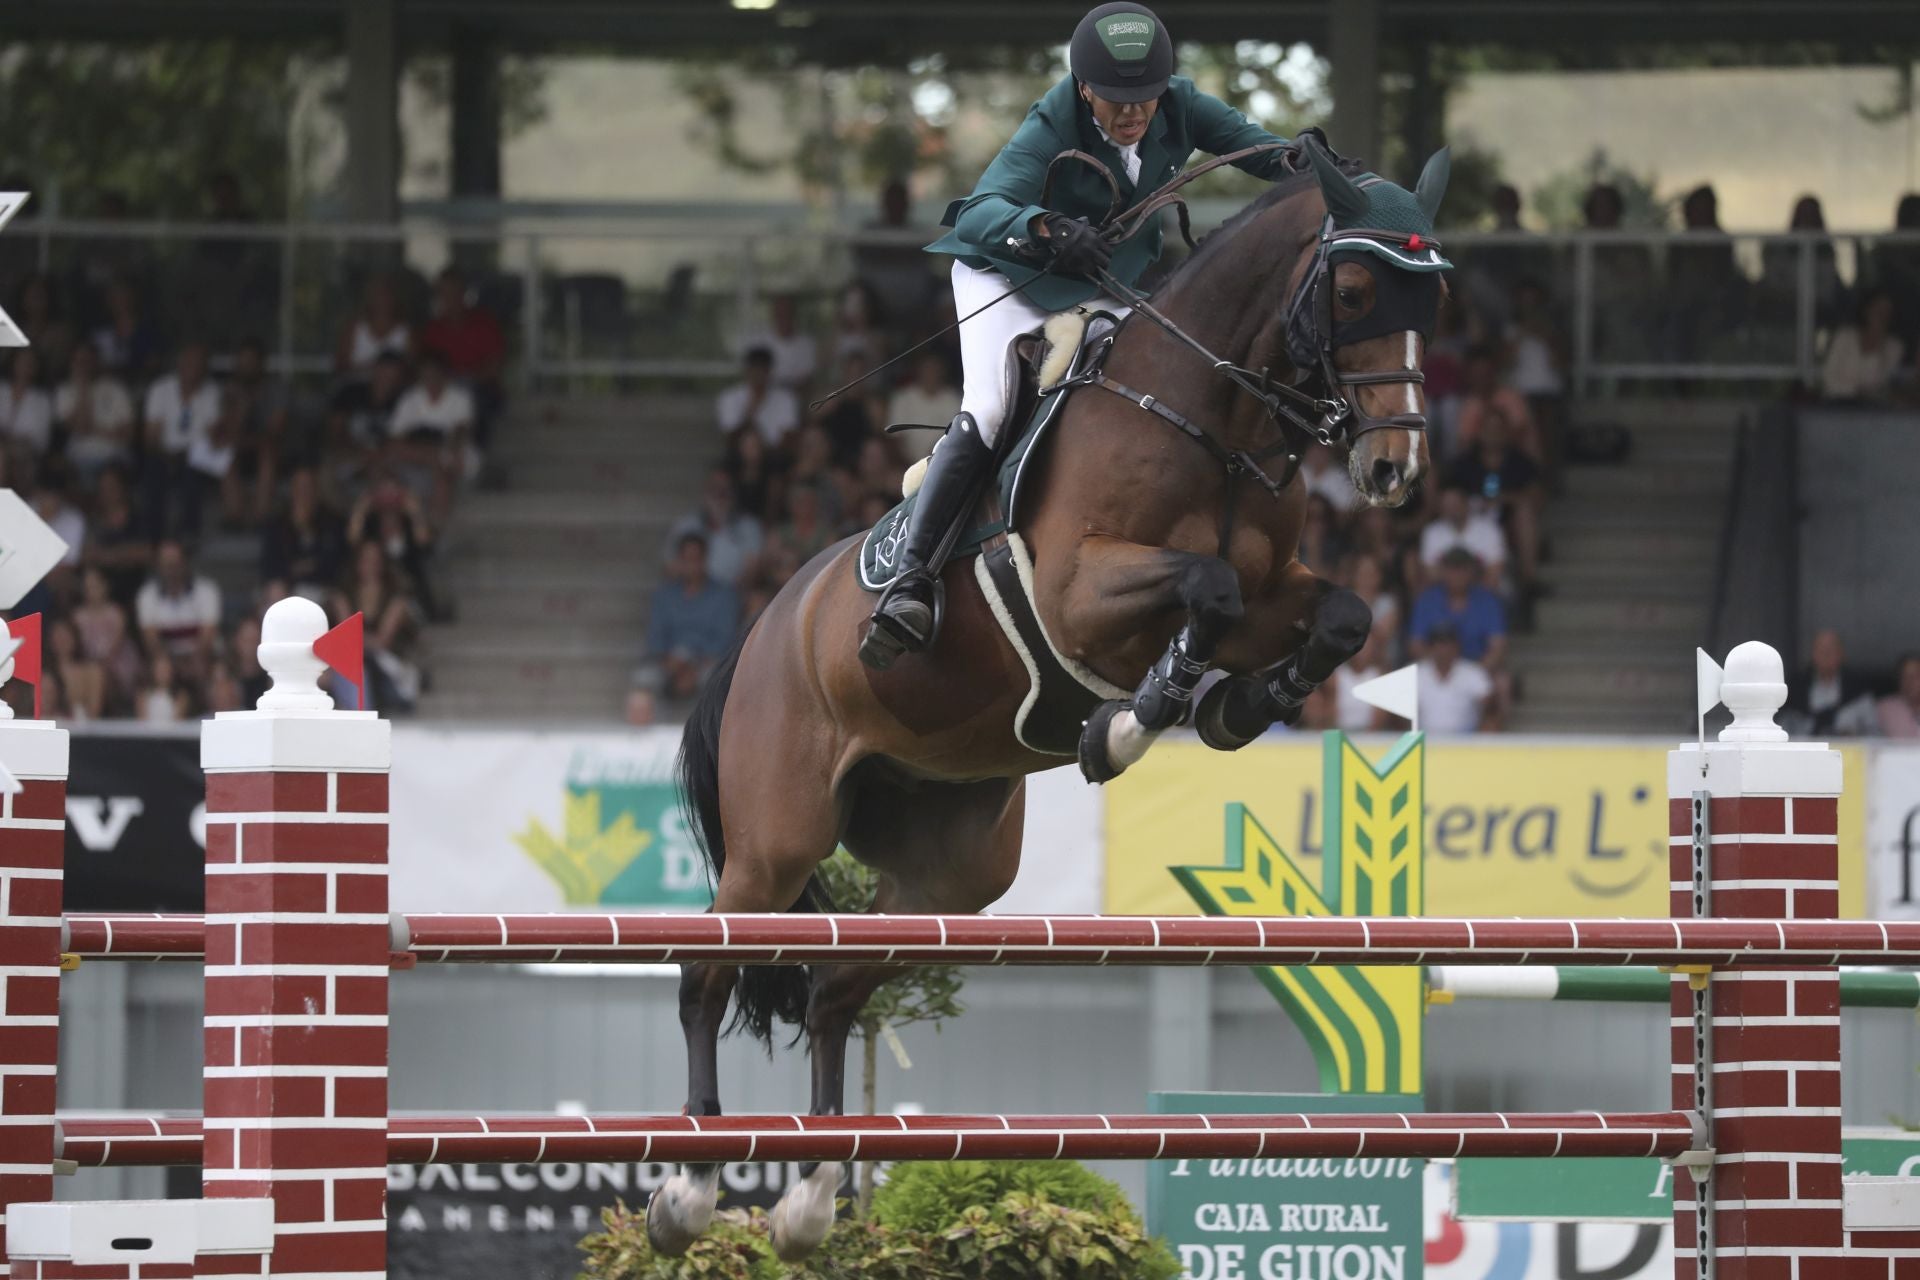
xmin=1370 ymin=457 xmax=1401 ymax=492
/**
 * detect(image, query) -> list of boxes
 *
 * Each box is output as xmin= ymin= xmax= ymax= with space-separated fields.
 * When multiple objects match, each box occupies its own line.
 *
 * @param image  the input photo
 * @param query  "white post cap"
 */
xmin=1717 ymin=640 xmax=1788 ymax=743
xmin=256 ymin=596 xmax=334 ymax=712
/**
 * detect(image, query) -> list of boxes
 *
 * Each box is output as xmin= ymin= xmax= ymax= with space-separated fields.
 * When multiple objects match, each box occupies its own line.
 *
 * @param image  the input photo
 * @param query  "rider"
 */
xmin=860 ymin=2 xmax=1313 ymax=669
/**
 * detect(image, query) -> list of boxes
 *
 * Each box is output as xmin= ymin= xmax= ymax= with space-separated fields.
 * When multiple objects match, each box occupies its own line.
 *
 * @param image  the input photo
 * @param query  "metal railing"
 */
xmin=9 ymin=214 xmax=1916 ymax=392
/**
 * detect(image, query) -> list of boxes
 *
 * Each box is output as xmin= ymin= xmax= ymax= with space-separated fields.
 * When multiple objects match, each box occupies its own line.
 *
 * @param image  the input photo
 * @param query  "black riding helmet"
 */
xmin=1070 ymin=2 xmax=1175 ymax=104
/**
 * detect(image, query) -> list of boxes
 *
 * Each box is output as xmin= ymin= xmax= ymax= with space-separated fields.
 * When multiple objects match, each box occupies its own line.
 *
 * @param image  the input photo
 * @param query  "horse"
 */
xmin=648 ymin=144 xmax=1449 ymax=1260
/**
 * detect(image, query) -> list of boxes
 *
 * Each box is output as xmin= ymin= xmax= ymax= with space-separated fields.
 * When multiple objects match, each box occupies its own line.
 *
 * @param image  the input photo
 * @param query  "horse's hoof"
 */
xmin=1079 ymin=700 xmax=1128 ymax=783
xmin=1194 ymin=678 xmax=1262 ymax=752
xmin=769 ymin=1162 xmax=842 ymax=1262
xmin=646 ymin=1168 xmax=719 ymax=1256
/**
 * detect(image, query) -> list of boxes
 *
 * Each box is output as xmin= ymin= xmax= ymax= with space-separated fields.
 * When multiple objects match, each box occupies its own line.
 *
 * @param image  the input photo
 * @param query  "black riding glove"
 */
xmin=1038 ymin=214 xmax=1114 ymax=281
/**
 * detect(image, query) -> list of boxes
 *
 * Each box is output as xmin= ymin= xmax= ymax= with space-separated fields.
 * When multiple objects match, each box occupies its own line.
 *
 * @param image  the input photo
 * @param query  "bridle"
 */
xmin=1038 ymin=142 xmax=1435 ymax=500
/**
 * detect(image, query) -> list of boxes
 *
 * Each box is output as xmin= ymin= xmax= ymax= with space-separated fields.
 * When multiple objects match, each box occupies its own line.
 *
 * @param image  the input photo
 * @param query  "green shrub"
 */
xmin=578 ymin=1162 xmax=1179 ymax=1280
xmin=870 ymin=1160 xmax=1133 ymax=1233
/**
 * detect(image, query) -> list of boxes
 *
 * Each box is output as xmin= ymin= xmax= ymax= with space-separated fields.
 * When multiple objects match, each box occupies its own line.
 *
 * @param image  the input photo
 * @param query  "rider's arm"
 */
xmin=1185 ymin=87 xmax=1298 ymax=181
xmin=949 ymin=111 xmax=1061 ymax=253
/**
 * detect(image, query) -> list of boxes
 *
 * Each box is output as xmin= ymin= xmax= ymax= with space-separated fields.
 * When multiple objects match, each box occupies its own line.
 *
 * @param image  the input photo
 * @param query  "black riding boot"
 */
xmin=858 ymin=413 xmax=995 ymax=670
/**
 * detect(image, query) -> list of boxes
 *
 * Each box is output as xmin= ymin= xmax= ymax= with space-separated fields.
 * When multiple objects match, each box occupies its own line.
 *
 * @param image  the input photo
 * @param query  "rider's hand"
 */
xmin=1039 ymin=214 xmax=1114 ymax=281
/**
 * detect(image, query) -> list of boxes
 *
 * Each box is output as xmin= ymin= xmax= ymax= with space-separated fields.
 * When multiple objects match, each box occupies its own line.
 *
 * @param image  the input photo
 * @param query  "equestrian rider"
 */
xmin=860 ymin=1 xmax=1311 ymax=669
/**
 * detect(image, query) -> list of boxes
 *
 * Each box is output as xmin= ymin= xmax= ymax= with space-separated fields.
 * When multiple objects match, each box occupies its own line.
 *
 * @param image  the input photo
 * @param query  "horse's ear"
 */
xmin=1414 ymin=147 xmax=1452 ymax=223
xmin=1305 ymin=137 xmax=1368 ymax=225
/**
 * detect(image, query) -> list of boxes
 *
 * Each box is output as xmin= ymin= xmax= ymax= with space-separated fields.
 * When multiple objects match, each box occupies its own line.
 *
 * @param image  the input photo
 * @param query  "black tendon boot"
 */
xmin=858 ymin=413 xmax=996 ymax=670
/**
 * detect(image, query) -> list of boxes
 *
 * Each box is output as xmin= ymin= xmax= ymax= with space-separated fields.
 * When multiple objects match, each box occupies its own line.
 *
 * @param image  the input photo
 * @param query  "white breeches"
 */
xmin=950 ymin=261 xmax=1130 ymax=449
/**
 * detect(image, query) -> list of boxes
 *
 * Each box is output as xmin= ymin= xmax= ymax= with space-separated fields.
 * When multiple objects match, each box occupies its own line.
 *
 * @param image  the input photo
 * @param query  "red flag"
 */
xmin=7 ymin=613 xmax=41 ymax=719
xmin=313 ymin=612 xmax=366 ymax=710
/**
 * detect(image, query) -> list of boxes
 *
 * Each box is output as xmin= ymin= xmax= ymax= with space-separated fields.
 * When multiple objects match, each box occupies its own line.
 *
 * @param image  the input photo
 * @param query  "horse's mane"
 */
xmin=1167 ymin=154 xmax=1370 ymax=285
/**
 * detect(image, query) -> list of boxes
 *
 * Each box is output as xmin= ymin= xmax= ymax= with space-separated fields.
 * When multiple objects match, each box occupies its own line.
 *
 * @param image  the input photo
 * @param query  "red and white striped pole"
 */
xmin=200 ymin=597 xmax=390 ymax=1278
xmin=0 ymin=659 xmax=67 ymax=1278
xmin=1669 ymin=641 xmax=1869 ymax=1279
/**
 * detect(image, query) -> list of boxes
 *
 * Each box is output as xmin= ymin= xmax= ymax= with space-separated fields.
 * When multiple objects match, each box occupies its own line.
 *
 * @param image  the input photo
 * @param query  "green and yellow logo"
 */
xmin=1172 ymin=731 xmax=1424 ymax=1094
xmin=514 ymin=750 xmax=711 ymax=906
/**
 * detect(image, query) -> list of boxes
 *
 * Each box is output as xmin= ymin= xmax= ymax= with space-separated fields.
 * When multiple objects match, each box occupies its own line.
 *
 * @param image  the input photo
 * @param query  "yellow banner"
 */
xmin=1106 ymin=737 xmax=1868 ymax=919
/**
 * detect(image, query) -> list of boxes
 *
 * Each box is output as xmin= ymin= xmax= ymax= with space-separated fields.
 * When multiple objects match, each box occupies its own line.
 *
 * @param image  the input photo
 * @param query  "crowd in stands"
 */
xmin=0 ymin=178 xmax=510 ymax=720
xmin=1784 ymin=629 xmax=1920 ymax=740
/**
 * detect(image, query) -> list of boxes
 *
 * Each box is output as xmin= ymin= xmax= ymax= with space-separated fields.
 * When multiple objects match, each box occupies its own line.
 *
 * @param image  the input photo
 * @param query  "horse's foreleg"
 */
xmin=1196 ymin=573 xmax=1372 ymax=751
xmin=644 ymin=960 xmax=737 ymax=1255
xmin=1064 ymin=543 xmax=1245 ymax=782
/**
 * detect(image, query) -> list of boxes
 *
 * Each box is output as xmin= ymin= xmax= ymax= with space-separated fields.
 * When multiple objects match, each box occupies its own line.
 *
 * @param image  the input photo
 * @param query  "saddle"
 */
xmin=855 ymin=309 xmax=1129 ymax=755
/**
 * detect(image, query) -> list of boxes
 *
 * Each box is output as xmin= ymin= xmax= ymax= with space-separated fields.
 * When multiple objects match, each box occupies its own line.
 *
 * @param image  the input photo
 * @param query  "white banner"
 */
xmin=388 ymin=727 xmax=1100 ymax=915
xmin=1868 ymin=744 xmax=1920 ymax=920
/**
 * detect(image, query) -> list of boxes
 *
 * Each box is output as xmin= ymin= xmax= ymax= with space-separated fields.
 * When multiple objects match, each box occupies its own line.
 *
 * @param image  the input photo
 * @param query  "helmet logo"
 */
xmin=1097 ymin=13 xmax=1156 ymax=59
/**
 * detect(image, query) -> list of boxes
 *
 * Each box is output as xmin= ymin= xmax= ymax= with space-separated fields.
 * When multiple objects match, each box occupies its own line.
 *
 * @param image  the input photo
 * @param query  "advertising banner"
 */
xmin=1105 ymin=738 xmax=1868 ymax=918
xmin=1868 ymin=745 xmax=1920 ymax=919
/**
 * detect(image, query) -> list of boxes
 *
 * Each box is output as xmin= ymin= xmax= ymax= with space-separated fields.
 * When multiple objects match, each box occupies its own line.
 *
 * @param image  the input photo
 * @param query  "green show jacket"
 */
xmin=925 ymin=74 xmax=1297 ymax=313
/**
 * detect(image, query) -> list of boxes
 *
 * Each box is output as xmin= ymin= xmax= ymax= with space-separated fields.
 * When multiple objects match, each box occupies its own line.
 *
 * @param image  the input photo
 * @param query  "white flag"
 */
xmin=0 ymin=193 xmax=28 ymax=347
xmin=1352 ymin=663 xmax=1419 ymax=732
xmin=1695 ymin=647 xmax=1725 ymax=748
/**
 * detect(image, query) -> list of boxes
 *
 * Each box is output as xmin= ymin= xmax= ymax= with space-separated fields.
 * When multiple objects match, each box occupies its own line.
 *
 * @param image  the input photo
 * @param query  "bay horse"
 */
xmin=649 ymin=143 xmax=1449 ymax=1260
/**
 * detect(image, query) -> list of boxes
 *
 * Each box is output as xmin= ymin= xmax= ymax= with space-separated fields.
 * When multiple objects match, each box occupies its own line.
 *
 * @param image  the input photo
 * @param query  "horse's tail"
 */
xmin=674 ymin=628 xmax=834 ymax=1049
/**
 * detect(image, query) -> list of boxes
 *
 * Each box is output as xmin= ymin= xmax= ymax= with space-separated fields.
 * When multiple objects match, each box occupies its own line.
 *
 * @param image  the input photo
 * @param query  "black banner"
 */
xmin=64 ymin=730 xmax=206 ymax=912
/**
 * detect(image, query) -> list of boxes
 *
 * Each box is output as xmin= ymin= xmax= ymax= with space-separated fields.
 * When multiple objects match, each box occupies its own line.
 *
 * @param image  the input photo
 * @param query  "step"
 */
xmin=1512 ymin=662 xmax=1696 ymax=706
xmin=494 ymin=428 xmax=719 ymax=464
xmin=1569 ymin=400 xmax=1756 ymax=430
xmin=1546 ymin=497 xmax=1724 ymax=532
xmin=428 ymin=633 xmax=638 ymax=663
xmin=1534 ymin=561 xmax=1714 ymax=597
xmin=429 ymin=586 xmax=649 ymax=628
xmin=424 ymin=655 xmax=634 ymax=701
xmin=1557 ymin=466 xmax=1729 ymax=501
xmin=1506 ymin=700 xmax=1686 ymax=734
xmin=1547 ymin=528 xmax=1720 ymax=565
xmin=416 ymin=693 xmax=630 ymax=723
xmin=455 ymin=523 xmax=671 ymax=561
xmin=1530 ymin=596 xmax=1709 ymax=636
xmin=486 ymin=453 xmax=716 ymax=494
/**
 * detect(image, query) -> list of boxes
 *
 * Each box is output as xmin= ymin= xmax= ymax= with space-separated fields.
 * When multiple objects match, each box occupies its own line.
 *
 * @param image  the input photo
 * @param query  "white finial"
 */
xmin=1717 ymin=640 xmax=1788 ymax=743
xmin=256 ymin=597 xmax=334 ymax=712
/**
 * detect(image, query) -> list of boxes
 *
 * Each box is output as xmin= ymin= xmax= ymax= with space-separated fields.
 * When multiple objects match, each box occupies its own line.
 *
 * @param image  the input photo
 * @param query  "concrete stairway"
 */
xmin=1506 ymin=399 xmax=1746 ymax=734
xmin=417 ymin=395 xmax=718 ymax=722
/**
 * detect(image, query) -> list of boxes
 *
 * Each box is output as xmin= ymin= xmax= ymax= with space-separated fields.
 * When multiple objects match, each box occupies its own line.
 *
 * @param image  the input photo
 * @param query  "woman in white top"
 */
xmin=1820 ymin=290 xmax=1904 ymax=403
xmin=56 ymin=341 xmax=137 ymax=479
xmin=334 ymin=273 xmax=415 ymax=383
xmin=0 ymin=348 xmax=54 ymax=455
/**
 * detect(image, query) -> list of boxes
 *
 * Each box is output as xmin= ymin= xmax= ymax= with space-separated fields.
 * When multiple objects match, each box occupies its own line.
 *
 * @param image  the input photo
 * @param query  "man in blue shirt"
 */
xmin=641 ymin=532 xmax=741 ymax=702
xmin=1409 ymin=547 xmax=1508 ymax=669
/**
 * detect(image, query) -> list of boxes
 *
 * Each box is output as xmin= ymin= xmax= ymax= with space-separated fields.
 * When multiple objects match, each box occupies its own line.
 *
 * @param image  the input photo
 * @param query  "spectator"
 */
xmin=787 ymin=425 xmax=844 ymax=525
xmin=90 ymin=276 xmax=161 ymax=383
xmin=885 ymin=349 xmax=960 ymax=464
xmin=1419 ymin=485 xmax=1507 ymax=582
xmin=0 ymin=347 xmax=53 ymax=456
xmin=716 ymin=347 xmax=801 ymax=452
xmin=260 ymin=467 xmax=348 ymax=601
xmin=1343 ymin=553 xmax=1401 ymax=657
xmin=73 ymin=566 xmax=142 ymax=706
xmin=47 ymin=618 xmax=105 ymax=721
xmin=723 ymin=428 xmax=778 ymax=522
xmin=1417 ymin=621 xmax=1496 ymax=733
xmin=332 ymin=539 xmax=424 ymax=712
xmin=816 ymin=351 xmax=887 ymax=466
xmin=1503 ymin=277 xmax=1566 ymax=455
xmin=1490 ymin=184 xmax=1522 ymax=232
xmin=1820 ymin=290 xmax=1904 ymax=403
xmin=1872 ymin=193 xmax=1920 ymax=345
xmin=82 ymin=467 xmax=150 ymax=601
xmin=326 ymin=351 xmax=409 ymax=500
xmin=14 ymin=274 xmax=73 ymax=378
xmin=665 ymin=467 xmax=763 ymax=589
xmin=639 ymin=531 xmax=741 ymax=702
xmin=1409 ymin=547 xmax=1507 ymax=670
xmin=1784 ymin=628 xmax=1879 ymax=737
xmin=1877 ymin=653 xmax=1920 ymax=738
xmin=1453 ymin=345 xmax=1542 ymax=462
xmin=203 ymin=659 xmax=246 ymax=713
xmin=226 ymin=338 xmax=291 ymax=523
xmin=1467 ymin=185 xmax=1552 ymax=333
xmin=388 ymin=347 xmax=473 ymax=523
xmin=1583 ymin=182 xmax=1657 ymax=365
xmin=335 ymin=273 xmax=414 ymax=388
xmin=141 ymin=341 xmax=224 ymax=536
xmin=231 ymin=615 xmax=269 ymax=708
xmin=855 ymin=177 xmax=938 ymax=332
xmin=752 ymin=293 xmax=819 ymax=395
xmin=774 ymin=481 xmax=836 ymax=566
xmin=624 ymin=687 xmax=658 ymax=727
xmin=347 ymin=469 xmax=438 ymax=617
xmin=56 ymin=340 xmax=136 ymax=482
xmin=1759 ymin=196 xmax=1845 ymax=333
xmin=854 ymin=435 xmax=905 ymax=505
xmin=1297 ymin=493 xmax=1346 ymax=572
xmin=134 ymin=539 xmax=222 ymax=679
xmin=1446 ymin=410 xmax=1542 ymax=598
xmin=30 ymin=469 xmax=85 ymax=600
xmin=135 ymin=651 xmax=190 ymax=723
xmin=830 ymin=281 xmax=887 ymax=369
xmin=420 ymin=267 xmax=506 ymax=446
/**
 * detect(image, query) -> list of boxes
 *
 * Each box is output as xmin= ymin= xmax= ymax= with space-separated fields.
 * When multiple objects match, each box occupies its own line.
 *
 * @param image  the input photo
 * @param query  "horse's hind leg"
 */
xmin=767 ymin=776 xmax=1026 ymax=1262
xmin=1069 ymin=542 xmax=1245 ymax=782
xmin=1196 ymin=569 xmax=1372 ymax=750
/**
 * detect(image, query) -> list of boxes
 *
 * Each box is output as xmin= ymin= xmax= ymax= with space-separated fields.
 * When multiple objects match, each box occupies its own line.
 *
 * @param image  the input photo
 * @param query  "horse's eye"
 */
xmin=1336 ymin=287 xmax=1361 ymax=308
